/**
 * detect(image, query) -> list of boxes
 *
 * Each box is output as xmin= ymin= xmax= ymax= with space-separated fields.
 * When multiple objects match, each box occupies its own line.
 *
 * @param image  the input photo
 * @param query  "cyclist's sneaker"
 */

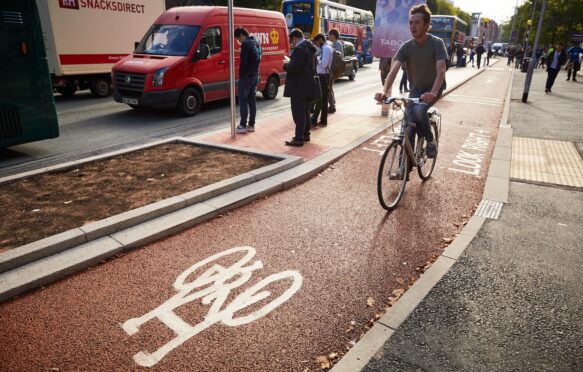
xmin=247 ymin=126 xmax=255 ymax=132
xmin=236 ymin=125 xmax=247 ymax=134
xmin=426 ymin=140 xmax=438 ymax=158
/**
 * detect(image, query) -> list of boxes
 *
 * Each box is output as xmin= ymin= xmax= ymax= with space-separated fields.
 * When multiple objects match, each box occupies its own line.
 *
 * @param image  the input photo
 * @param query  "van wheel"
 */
xmin=262 ymin=76 xmax=279 ymax=100
xmin=177 ymin=87 xmax=202 ymax=116
xmin=56 ymin=84 xmax=77 ymax=97
xmin=90 ymin=76 xmax=111 ymax=98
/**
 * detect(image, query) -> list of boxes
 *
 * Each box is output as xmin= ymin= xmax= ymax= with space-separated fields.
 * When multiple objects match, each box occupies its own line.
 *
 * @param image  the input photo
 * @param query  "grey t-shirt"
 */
xmin=394 ymin=34 xmax=448 ymax=91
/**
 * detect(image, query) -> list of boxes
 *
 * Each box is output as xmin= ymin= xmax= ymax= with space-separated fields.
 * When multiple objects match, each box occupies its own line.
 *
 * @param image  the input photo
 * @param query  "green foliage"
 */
xmin=426 ymin=0 xmax=471 ymax=26
xmin=500 ymin=0 xmax=583 ymax=46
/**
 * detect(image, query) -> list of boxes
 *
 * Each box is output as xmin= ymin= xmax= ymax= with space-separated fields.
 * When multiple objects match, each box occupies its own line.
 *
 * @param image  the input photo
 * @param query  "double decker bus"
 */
xmin=1 ymin=0 xmax=59 ymax=148
xmin=429 ymin=15 xmax=467 ymax=62
xmin=282 ymin=0 xmax=374 ymax=66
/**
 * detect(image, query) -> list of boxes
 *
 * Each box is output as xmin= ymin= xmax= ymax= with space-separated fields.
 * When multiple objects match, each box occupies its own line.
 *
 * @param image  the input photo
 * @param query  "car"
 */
xmin=340 ymin=40 xmax=358 ymax=81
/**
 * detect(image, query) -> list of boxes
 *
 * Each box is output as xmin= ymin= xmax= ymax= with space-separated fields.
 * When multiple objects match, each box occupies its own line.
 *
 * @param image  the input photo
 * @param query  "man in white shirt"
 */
xmin=327 ymin=28 xmax=343 ymax=114
xmin=311 ymin=33 xmax=333 ymax=126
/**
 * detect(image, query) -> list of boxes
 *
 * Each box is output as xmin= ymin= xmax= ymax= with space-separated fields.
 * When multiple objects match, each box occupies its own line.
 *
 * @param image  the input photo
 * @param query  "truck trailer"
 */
xmin=36 ymin=0 xmax=165 ymax=98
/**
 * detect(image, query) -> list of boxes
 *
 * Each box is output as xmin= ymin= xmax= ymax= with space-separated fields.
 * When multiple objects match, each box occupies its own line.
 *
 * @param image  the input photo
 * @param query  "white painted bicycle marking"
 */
xmin=121 ymin=246 xmax=303 ymax=367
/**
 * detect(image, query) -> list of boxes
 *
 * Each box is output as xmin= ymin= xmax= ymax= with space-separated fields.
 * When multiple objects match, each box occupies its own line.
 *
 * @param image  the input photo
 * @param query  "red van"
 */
xmin=112 ymin=6 xmax=289 ymax=116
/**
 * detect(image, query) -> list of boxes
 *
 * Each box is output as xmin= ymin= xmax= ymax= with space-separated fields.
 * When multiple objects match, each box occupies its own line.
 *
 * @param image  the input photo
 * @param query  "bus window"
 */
xmin=338 ymin=9 xmax=346 ymax=21
xmin=291 ymin=2 xmax=311 ymax=13
xmin=354 ymin=13 xmax=361 ymax=24
xmin=346 ymin=9 xmax=353 ymax=23
xmin=329 ymin=7 xmax=337 ymax=20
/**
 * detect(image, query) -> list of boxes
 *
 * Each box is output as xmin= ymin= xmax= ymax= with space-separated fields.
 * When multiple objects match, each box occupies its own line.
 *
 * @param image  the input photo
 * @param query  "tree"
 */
xmin=500 ymin=0 xmax=583 ymax=46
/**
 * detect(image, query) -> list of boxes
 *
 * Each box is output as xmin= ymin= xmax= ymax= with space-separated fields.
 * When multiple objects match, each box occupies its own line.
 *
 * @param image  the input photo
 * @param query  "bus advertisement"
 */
xmin=282 ymin=0 xmax=374 ymax=66
xmin=430 ymin=15 xmax=467 ymax=59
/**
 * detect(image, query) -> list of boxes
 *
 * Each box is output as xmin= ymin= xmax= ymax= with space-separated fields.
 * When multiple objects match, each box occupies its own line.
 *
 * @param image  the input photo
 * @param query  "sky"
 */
xmin=452 ymin=0 xmax=525 ymax=24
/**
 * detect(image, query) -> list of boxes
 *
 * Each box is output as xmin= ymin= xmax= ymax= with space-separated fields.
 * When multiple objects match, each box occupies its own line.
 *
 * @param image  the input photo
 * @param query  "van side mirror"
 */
xmin=193 ymin=44 xmax=210 ymax=61
xmin=134 ymin=41 xmax=140 ymax=50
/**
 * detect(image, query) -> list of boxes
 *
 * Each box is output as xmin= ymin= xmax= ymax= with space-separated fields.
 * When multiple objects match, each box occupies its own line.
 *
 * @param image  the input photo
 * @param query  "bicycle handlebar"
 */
xmin=381 ymin=97 xmax=421 ymax=105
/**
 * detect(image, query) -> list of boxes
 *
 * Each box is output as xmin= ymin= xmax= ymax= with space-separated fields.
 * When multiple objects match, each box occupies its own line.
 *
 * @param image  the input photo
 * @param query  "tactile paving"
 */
xmin=511 ymin=137 xmax=583 ymax=188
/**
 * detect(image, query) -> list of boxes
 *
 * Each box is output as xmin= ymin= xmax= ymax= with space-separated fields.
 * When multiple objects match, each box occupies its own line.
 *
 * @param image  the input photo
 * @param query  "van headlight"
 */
xmin=152 ymin=67 xmax=168 ymax=87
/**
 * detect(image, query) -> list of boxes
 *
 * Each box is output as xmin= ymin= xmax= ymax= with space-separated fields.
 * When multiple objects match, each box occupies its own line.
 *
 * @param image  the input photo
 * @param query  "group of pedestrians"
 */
xmin=545 ymin=41 xmax=583 ymax=93
xmin=452 ymin=44 xmax=492 ymax=69
xmin=282 ymin=28 xmax=343 ymax=147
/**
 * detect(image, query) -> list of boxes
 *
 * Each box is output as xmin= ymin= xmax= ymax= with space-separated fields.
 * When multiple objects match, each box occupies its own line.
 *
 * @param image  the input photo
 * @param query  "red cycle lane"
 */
xmin=0 ymin=67 xmax=511 ymax=371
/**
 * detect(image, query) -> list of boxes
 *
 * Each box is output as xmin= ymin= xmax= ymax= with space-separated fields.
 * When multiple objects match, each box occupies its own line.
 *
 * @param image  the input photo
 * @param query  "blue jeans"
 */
xmin=239 ymin=75 xmax=257 ymax=126
xmin=405 ymin=88 xmax=441 ymax=149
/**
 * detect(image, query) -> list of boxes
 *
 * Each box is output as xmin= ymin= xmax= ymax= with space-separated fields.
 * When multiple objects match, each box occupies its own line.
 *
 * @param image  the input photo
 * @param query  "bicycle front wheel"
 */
xmin=417 ymin=122 xmax=439 ymax=180
xmin=377 ymin=140 xmax=408 ymax=210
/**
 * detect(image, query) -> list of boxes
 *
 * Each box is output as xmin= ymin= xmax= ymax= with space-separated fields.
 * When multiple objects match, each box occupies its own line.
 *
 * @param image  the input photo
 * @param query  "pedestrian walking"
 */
xmin=399 ymin=62 xmax=409 ymax=93
xmin=515 ymin=48 xmax=524 ymax=69
xmin=327 ymin=28 xmax=343 ymax=114
xmin=538 ymin=48 xmax=548 ymax=69
xmin=507 ymin=47 xmax=515 ymax=66
xmin=234 ymin=27 xmax=261 ymax=133
xmin=486 ymin=47 xmax=493 ymax=66
xmin=475 ymin=43 xmax=485 ymax=68
xmin=283 ymin=28 xmax=318 ymax=146
xmin=545 ymin=42 xmax=567 ymax=93
xmin=469 ymin=47 xmax=475 ymax=67
xmin=566 ymin=42 xmax=583 ymax=81
xmin=456 ymin=46 xmax=464 ymax=67
xmin=311 ymin=33 xmax=332 ymax=127
xmin=379 ymin=57 xmax=392 ymax=86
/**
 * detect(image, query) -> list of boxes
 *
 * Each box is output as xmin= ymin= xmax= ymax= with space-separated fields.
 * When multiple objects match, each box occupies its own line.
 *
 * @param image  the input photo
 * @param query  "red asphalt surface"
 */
xmin=0 ymin=66 xmax=511 ymax=371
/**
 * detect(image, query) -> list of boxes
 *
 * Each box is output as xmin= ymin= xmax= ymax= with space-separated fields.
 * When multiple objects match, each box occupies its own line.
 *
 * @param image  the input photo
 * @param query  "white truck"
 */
xmin=36 ymin=0 xmax=165 ymax=97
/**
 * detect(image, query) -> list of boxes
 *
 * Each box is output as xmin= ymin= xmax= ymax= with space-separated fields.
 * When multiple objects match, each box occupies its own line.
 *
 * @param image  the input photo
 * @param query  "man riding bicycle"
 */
xmin=375 ymin=4 xmax=447 ymax=160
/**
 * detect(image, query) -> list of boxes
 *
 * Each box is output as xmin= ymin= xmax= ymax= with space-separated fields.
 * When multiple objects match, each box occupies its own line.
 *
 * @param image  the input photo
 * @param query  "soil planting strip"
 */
xmin=0 ymin=64 xmax=490 ymax=305
xmin=331 ymin=63 xmax=511 ymax=372
xmin=0 ymin=138 xmax=301 ymax=274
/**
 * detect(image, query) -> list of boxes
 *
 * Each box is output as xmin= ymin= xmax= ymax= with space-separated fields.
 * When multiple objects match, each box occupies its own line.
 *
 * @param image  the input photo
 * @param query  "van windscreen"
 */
xmin=136 ymin=25 xmax=200 ymax=56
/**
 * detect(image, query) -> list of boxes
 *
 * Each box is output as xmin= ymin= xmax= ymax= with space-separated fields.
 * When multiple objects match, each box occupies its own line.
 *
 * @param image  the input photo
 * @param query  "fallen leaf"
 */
xmin=146 ymin=178 xmax=156 ymax=182
xmin=64 ymin=200 xmax=73 ymax=204
xmin=31 ymin=209 xmax=41 ymax=212
xmin=453 ymin=222 xmax=460 ymax=227
xmin=350 ymin=320 xmax=357 ymax=326
xmin=374 ymin=313 xmax=383 ymax=320
xmin=345 ymin=326 xmax=354 ymax=333
xmin=396 ymin=277 xmax=405 ymax=285
xmin=316 ymin=356 xmax=330 ymax=369
xmin=329 ymin=352 xmax=338 ymax=359
xmin=366 ymin=297 xmax=376 ymax=307
xmin=443 ymin=237 xmax=453 ymax=243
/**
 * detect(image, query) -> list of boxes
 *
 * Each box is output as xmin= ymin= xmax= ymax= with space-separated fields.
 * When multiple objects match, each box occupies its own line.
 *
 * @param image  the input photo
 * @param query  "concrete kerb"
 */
xmin=330 ymin=62 xmax=510 ymax=372
xmin=0 ymin=137 xmax=301 ymax=275
xmin=0 ymin=64 xmax=493 ymax=304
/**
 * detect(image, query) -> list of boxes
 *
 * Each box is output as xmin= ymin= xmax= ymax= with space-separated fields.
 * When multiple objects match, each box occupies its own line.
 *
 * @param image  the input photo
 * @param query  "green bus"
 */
xmin=0 ymin=0 xmax=59 ymax=148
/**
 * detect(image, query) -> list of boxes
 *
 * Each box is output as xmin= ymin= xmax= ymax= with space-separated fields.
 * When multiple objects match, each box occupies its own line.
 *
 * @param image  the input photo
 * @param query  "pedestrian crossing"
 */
xmin=442 ymin=95 xmax=504 ymax=107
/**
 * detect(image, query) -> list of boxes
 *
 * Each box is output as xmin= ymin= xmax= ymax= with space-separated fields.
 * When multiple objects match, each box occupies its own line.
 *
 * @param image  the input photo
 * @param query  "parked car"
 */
xmin=340 ymin=41 xmax=358 ymax=81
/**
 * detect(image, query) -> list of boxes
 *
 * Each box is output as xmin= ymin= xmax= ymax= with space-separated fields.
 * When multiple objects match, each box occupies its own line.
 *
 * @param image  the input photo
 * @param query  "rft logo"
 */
xmin=59 ymin=0 xmax=79 ymax=10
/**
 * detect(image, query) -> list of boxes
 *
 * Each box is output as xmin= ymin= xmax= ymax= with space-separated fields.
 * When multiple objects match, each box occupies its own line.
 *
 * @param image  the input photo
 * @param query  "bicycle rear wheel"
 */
xmin=417 ymin=122 xmax=439 ymax=180
xmin=377 ymin=140 xmax=408 ymax=210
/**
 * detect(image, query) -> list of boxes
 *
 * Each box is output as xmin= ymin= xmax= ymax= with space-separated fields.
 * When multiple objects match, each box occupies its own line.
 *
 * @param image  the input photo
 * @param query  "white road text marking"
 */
xmin=449 ymin=130 xmax=491 ymax=176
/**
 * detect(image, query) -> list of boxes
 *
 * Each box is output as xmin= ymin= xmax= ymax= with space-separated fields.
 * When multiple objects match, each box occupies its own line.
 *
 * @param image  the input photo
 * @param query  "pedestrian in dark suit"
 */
xmin=545 ymin=42 xmax=567 ymax=93
xmin=283 ymin=28 xmax=318 ymax=146
xmin=475 ymin=44 xmax=485 ymax=68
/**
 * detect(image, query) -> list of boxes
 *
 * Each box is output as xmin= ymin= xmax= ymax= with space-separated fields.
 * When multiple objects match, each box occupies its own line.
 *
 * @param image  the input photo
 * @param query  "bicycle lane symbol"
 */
xmin=121 ymin=246 xmax=303 ymax=367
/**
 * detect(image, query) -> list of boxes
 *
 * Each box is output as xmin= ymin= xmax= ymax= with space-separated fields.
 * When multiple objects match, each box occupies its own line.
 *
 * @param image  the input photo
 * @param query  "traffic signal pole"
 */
xmin=522 ymin=0 xmax=547 ymax=103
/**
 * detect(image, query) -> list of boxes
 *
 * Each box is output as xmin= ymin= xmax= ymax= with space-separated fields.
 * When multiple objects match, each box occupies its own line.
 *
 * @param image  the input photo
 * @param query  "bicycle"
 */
xmin=377 ymin=97 xmax=442 ymax=211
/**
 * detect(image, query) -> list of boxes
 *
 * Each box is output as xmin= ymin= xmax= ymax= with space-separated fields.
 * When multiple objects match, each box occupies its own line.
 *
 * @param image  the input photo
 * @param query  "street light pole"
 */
xmin=522 ymin=0 xmax=547 ymax=103
xmin=228 ymin=0 xmax=236 ymax=138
